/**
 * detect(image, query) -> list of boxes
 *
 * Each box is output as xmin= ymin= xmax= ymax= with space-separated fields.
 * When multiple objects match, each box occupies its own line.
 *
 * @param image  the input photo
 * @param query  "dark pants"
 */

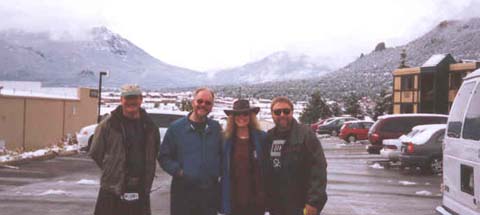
xmin=94 ymin=188 xmax=151 ymax=215
xmin=170 ymin=177 xmax=219 ymax=215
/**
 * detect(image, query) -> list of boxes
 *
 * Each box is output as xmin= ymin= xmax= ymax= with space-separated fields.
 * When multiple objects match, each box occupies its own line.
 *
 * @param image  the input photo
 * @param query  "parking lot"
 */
xmin=0 ymin=136 xmax=442 ymax=215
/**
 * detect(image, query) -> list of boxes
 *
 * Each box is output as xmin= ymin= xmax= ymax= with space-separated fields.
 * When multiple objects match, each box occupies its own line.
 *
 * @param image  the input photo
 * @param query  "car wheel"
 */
xmin=331 ymin=130 xmax=338 ymax=137
xmin=347 ymin=135 xmax=357 ymax=143
xmin=429 ymin=158 xmax=442 ymax=174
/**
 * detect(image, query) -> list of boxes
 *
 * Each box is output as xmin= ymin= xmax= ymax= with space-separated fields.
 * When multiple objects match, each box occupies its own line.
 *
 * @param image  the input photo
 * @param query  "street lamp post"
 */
xmin=97 ymin=71 xmax=108 ymax=123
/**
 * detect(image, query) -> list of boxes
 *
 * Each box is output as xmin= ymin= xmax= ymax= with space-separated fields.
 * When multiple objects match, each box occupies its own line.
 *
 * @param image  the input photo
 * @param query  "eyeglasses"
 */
xmin=273 ymin=108 xmax=291 ymax=116
xmin=234 ymin=112 xmax=249 ymax=117
xmin=196 ymin=99 xmax=213 ymax=106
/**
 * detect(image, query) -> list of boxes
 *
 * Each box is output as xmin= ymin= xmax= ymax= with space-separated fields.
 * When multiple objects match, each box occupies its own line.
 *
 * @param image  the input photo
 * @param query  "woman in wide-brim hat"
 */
xmin=220 ymin=99 xmax=267 ymax=215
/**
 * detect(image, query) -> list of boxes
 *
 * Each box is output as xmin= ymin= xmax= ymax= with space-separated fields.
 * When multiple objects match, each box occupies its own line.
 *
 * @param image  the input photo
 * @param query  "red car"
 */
xmin=339 ymin=120 xmax=374 ymax=143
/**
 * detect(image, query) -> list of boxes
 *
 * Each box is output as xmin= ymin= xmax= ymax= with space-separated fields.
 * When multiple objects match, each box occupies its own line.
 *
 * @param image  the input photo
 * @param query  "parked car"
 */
xmin=366 ymin=114 xmax=448 ymax=154
xmin=339 ymin=120 xmax=374 ymax=143
xmin=316 ymin=117 xmax=358 ymax=136
xmin=310 ymin=120 xmax=324 ymax=132
xmin=437 ymin=69 xmax=480 ymax=215
xmin=380 ymin=136 xmax=409 ymax=162
xmin=77 ymin=109 xmax=187 ymax=151
xmin=399 ymin=124 xmax=446 ymax=173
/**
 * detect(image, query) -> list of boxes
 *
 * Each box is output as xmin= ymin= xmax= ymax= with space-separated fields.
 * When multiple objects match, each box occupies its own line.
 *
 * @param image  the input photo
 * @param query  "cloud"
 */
xmin=0 ymin=0 xmax=478 ymax=70
xmin=0 ymin=0 xmax=106 ymax=40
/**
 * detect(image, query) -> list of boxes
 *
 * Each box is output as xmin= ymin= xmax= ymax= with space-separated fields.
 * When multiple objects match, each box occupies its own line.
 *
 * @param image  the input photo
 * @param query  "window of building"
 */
xmin=400 ymin=103 xmax=414 ymax=113
xmin=401 ymin=75 xmax=415 ymax=90
xmin=447 ymin=82 xmax=475 ymax=138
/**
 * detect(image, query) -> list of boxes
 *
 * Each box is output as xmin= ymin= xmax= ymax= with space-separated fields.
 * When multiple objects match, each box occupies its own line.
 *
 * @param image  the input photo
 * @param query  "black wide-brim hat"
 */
xmin=224 ymin=99 xmax=260 ymax=116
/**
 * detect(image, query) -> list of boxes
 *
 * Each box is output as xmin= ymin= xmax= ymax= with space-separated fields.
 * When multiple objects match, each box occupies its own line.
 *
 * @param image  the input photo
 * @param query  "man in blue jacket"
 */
xmin=158 ymin=88 xmax=222 ymax=215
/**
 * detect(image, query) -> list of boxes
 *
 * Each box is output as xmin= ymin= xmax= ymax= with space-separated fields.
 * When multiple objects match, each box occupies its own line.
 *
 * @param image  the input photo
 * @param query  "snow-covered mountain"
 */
xmin=212 ymin=17 xmax=480 ymax=101
xmin=0 ymin=27 xmax=206 ymax=88
xmin=209 ymin=51 xmax=333 ymax=84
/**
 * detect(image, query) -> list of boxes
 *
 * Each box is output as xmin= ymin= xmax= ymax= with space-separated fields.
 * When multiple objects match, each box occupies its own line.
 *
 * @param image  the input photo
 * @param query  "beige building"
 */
xmin=0 ymin=82 xmax=98 ymax=151
xmin=392 ymin=54 xmax=480 ymax=114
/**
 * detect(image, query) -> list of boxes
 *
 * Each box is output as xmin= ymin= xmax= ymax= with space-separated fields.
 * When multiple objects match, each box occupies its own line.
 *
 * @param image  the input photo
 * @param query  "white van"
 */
xmin=437 ymin=68 xmax=480 ymax=215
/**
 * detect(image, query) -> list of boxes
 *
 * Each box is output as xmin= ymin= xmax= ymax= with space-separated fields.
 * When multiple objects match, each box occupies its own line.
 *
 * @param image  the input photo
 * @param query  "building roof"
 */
xmin=422 ymin=54 xmax=451 ymax=67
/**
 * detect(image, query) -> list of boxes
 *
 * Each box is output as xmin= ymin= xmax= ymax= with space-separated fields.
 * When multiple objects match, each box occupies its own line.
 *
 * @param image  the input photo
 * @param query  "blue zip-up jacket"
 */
xmin=158 ymin=115 xmax=222 ymax=184
xmin=220 ymin=129 xmax=267 ymax=214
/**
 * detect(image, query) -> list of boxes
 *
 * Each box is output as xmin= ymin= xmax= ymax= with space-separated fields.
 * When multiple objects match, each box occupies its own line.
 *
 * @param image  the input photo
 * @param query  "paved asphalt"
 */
xmin=0 ymin=137 xmax=442 ymax=215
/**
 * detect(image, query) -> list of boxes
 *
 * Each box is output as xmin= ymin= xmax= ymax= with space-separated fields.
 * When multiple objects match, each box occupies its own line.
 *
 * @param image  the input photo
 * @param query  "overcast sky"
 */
xmin=0 ymin=0 xmax=479 ymax=71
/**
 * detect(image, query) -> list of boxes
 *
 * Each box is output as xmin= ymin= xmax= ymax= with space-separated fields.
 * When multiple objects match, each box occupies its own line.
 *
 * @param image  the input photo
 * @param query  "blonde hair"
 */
xmin=224 ymin=112 xmax=261 ymax=139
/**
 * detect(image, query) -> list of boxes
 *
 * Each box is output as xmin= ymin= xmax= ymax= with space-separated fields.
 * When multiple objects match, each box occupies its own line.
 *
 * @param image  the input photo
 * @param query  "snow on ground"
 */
xmin=415 ymin=190 xmax=432 ymax=196
xmin=369 ymin=163 xmax=384 ymax=169
xmin=0 ymin=143 xmax=82 ymax=164
xmin=20 ymin=149 xmax=49 ymax=159
xmin=76 ymin=179 xmax=99 ymax=185
xmin=399 ymin=181 xmax=417 ymax=186
xmin=37 ymin=189 xmax=71 ymax=196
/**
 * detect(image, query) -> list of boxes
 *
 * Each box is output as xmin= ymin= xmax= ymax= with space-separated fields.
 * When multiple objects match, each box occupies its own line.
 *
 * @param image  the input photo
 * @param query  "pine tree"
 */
xmin=373 ymin=89 xmax=393 ymax=120
xmin=300 ymin=91 xmax=332 ymax=124
xmin=330 ymin=102 xmax=343 ymax=116
xmin=344 ymin=92 xmax=362 ymax=117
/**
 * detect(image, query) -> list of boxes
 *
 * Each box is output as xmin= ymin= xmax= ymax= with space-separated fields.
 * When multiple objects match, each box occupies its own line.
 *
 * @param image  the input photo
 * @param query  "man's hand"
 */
xmin=305 ymin=204 xmax=318 ymax=215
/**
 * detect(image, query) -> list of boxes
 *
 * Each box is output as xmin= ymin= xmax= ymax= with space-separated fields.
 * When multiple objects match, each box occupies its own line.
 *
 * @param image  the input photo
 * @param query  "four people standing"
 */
xmin=90 ymin=85 xmax=328 ymax=215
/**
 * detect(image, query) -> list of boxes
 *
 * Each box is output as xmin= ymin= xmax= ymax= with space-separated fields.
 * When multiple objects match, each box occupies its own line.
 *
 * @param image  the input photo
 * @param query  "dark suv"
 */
xmin=367 ymin=114 xmax=448 ymax=154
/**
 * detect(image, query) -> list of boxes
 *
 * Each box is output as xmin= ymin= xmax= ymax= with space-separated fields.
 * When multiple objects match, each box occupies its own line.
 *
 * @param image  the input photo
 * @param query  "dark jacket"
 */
xmin=220 ymin=129 xmax=267 ymax=214
xmin=158 ymin=114 xmax=223 ymax=215
xmin=264 ymin=119 xmax=328 ymax=215
xmin=89 ymin=106 xmax=160 ymax=197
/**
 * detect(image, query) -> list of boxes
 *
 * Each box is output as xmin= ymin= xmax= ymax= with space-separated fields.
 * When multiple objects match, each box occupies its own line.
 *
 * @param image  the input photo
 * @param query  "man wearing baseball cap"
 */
xmin=90 ymin=84 xmax=160 ymax=215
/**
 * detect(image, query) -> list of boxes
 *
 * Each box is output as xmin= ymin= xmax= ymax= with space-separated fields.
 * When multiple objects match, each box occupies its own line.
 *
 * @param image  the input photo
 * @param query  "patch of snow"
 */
xmin=76 ymin=179 xmax=99 ymax=185
xmin=37 ymin=189 xmax=70 ymax=196
xmin=399 ymin=181 xmax=417 ymax=186
xmin=415 ymin=190 xmax=432 ymax=196
xmin=65 ymin=144 xmax=81 ymax=151
xmin=0 ymin=155 xmax=14 ymax=162
xmin=425 ymin=182 xmax=431 ymax=185
xmin=369 ymin=163 xmax=384 ymax=169
xmin=21 ymin=149 xmax=49 ymax=159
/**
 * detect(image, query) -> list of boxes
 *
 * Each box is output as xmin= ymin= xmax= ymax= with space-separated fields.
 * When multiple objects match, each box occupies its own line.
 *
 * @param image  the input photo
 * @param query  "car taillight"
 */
xmin=370 ymin=133 xmax=379 ymax=143
xmin=385 ymin=145 xmax=397 ymax=150
xmin=407 ymin=142 xmax=414 ymax=153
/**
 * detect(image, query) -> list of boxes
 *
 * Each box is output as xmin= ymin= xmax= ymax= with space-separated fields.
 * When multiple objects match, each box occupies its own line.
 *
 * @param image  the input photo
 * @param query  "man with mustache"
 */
xmin=89 ymin=84 xmax=160 ymax=215
xmin=264 ymin=96 xmax=328 ymax=215
xmin=159 ymin=88 xmax=222 ymax=215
